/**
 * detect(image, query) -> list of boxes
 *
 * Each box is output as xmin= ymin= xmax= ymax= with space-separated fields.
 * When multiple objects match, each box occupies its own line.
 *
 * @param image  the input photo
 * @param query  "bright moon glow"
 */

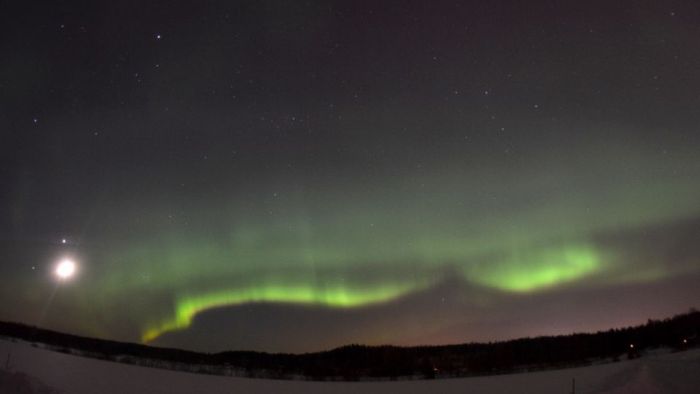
xmin=55 ymin=259 xmax=76 ymax=279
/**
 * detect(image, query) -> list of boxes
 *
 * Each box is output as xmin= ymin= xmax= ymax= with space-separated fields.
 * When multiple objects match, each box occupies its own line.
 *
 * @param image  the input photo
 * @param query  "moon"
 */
xmin=55 ymin=259 xmax=76 ymax=280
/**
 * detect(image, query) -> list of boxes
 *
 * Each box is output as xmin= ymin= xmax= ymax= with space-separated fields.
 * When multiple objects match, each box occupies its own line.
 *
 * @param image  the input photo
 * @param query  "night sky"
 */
xmin=1 ymin=0 xmax=699 ymax=353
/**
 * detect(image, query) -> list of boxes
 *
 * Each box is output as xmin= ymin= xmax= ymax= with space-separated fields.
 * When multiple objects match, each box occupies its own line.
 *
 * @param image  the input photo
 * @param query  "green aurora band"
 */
xmin=141 ymin=243 xmax=603 ymax=343
xmin=141 ymin=281 xmax=433 ymax=343
xmin=467 ymin=245 xmax=602 ymax=292
xmin=31 ymin=138 xmax=699 ymax=345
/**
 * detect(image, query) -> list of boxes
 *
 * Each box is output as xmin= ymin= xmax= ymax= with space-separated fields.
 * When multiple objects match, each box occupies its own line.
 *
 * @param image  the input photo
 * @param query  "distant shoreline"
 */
xmin=0 ymin=309 xmax=697 ymax=381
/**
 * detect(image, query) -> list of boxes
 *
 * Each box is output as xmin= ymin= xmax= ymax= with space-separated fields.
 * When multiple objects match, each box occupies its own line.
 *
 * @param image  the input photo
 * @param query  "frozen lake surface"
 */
xmin=1 ymin=339 xmax=699 ymax=393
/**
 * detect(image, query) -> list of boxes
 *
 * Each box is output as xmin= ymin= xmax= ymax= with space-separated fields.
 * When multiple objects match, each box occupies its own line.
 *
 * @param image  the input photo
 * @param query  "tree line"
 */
xmin=0 ymin=309 xmax=697 ymax=380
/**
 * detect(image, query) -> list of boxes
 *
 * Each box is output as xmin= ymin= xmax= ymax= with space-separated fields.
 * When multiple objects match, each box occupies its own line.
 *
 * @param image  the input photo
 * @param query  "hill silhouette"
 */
xmin=0 ymin=309 xmax=697 ymax=380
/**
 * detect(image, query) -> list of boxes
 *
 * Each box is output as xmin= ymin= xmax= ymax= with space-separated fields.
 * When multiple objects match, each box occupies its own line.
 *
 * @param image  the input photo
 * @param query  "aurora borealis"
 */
xmin=2 ymin=1 xmax=700 ymax=353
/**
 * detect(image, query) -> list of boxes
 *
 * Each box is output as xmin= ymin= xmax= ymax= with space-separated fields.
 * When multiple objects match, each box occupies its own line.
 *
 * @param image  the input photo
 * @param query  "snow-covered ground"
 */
xmin=1 ymin=339 xmax=699 ymax=394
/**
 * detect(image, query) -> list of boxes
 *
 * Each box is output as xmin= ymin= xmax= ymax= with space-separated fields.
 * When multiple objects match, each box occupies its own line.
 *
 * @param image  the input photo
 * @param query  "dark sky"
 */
xmin=1 ymin=0 xmax=699 ymax=353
